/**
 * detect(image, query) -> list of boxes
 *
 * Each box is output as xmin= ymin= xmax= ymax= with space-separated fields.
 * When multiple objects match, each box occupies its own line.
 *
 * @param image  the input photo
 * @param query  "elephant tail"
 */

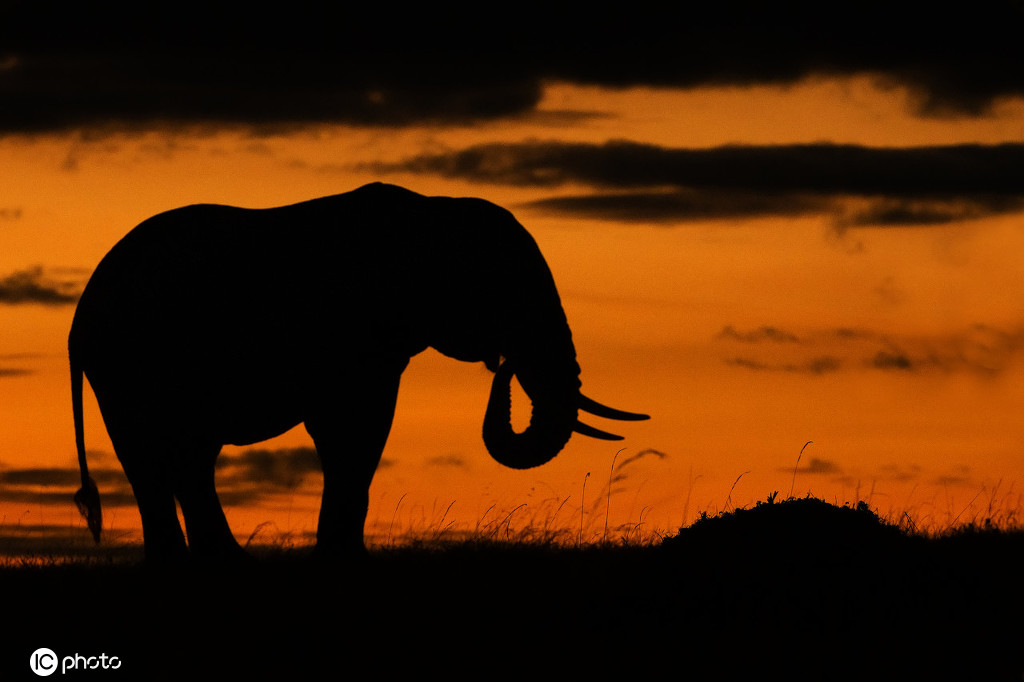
xmin=71 ymin=352 xmax=102 ymax=543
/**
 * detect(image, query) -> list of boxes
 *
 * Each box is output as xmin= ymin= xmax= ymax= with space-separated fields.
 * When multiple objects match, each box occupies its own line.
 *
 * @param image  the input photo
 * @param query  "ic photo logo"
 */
xmin=30 ymin=648 xmax=122 ymax=676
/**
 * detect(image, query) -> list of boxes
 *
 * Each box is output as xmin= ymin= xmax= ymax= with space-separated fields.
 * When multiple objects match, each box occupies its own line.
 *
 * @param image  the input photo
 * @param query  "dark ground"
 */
xmin=2 ymin=498 xmax=1022 ymax=681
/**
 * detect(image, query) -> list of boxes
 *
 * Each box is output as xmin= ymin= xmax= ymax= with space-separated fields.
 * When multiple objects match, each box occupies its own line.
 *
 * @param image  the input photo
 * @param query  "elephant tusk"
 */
xmin=573 ymin=420 xmax=625 ymax=441
xmin=579 ymin=394 xmax=650 ymax=422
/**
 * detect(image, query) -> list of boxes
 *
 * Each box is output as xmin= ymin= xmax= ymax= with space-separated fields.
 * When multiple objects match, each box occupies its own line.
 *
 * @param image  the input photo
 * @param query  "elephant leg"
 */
xmin=172 ymin=443 xmax=246 ymax=561
xmin=109 ymin=433 xmax=188 ymax=563
xmin=305 ymin=366 xmax=404 ymax=558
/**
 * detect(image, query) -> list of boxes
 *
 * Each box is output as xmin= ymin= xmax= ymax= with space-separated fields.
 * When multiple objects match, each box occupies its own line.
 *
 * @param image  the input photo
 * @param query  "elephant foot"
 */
xmin=310 ymin=540 xmax=369 ymax=564
xmin=189 ymin=541 xmax=253 ymax=566
xmin=142 ymin=535 xmax=190 ymax=566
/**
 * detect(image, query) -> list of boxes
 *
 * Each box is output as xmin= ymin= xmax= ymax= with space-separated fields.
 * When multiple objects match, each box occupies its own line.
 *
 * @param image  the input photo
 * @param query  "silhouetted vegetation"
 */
xmin=2 ymin=496 xmax=1021 ymax=680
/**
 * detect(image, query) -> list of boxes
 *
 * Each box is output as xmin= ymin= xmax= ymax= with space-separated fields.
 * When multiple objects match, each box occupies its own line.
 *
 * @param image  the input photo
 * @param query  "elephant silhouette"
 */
xmin=70 ymin=183 xmax=648 ymax=561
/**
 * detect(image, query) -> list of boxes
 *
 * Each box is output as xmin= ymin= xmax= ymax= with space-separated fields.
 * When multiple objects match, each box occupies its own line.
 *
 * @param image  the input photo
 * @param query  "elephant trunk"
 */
xmin=482 ymin=358 xmax=579 ymax=470
xmin=482 ymin=356 xmax=650 ymax=470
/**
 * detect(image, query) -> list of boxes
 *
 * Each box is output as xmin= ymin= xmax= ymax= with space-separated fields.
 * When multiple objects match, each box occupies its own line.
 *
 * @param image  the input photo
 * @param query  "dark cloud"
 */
xmin=779 ymin=457 xmax=842 ymax=475
xmin=525 ymin=190 xmax=831 ymax=224
xmin=868 ymin=326 xmax=1024 ymax=375
xmin=0 ymin=354 xmax=42 ymax=379
xmin=721 ymin=324 xmax=1024 ymax=377
xmin=872 ymin=351 xmax=914 ymax=371
xmin=878 ymin=463 xmax=924 ymax=483
xmin=0 ymin=467 xmax=78 ymax=487
xmin=382 ymin=140 xmax=1024 ymax=196
xmin=0 ymin=4 xmax=542 ymax=132
xmin=213 ymin=447 xmax=326 ymax=506
xmin=0 ymin=464 xmax=134 ymax=507
xmin=2 ymin=1 xmax=1022 ymax=132
xmin=375 ymin=141 xmax=1024 ymax=225
xmin=801 ymin=458 xmax=841 ymax=475
xmin=528 ymin=192 xmax=1024 ymax=226
xmin=934 ymin=465 xmax=974 ymax=488
xmin=0 ymin=465 xmax=127 ymax=488
xmin=838 ymin=196 xmax=1024 ymax=228
xmin=0 ymin=266 xmax=84 ymax=305
xmin=216 ymin=447 xmax=321 ymax=490
xmin=718 ymin=326 xmax=802 ymax=344
xmin=0 ymin=487 xmax=138 ymax=507
xmin=725 ymin=356 xmax=843 ymax=375
xmin=0 ymin=448 xmax=325 ymax=511
xmin=426 ymin=455 xmax=467 ymax=469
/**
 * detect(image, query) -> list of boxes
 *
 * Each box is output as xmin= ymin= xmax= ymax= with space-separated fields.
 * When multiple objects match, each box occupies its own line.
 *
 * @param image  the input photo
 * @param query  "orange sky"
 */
xmin=2 ymin=60 xmax=1023 ymax=547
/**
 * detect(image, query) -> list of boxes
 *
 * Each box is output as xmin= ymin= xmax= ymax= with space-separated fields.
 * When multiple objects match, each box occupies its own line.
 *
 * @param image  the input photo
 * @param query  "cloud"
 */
xmin=0 ymin=266 xmax=84 ymax=305
xmin=719 ymin=326 xmax=845 ymax=374
xmin=877 ymin=463 xmax=924 ymax=483
xmin=718 ymin=326 xmax=801 ymax=344
xmin=725 ymin=356 xmax=843 ymax=375
xmin=525 ymin=190 xmax=832 ymax=224
xmin=382 ymin=141 xmax=1024 ymax=196
xmin=800 ymin=458 xmax=841 ymax=475
xmin=0 ymin=464 xmax=135 ymax=506
xmin=426 ymin=455 xmax=467 ymax=469
xmin=0 ymin=448 xmax=326 ymax=510
xmin=871 ymin=351 xmax=914 ymax=372
xmin=779 ymin=457 xmax=842 ymax=475
xmin=216 ymin=447 xmax=322 ymax=490
xmin=720 ymin=324 xmax=1024 ymax=377
xmin=0 ymin=5 xmax=544 ymax=132
xmin=837 ymin=196 xmax=1024 ymax=228
xmin=0 ymin=354 xmax=43 ymax=379
xmin=373 ymin=141 xmax=1024 ymax=225
xmin=0 ymin=463 xmax=128 ymax=488
xmin=528 ymin=192 xmax=1024 ymax=227
xmin=0 ymin=487 xmax=139 ymax=507
xmin=2 ymin=1 xmax=1022 ymax=133
xmin=932 ymin=465 xmax=974 ymax=488
xmin=1 ymin=467 xmax=83 ymax=487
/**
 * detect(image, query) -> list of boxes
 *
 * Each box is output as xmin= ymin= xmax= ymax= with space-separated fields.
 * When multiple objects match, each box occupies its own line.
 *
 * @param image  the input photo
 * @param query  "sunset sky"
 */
xmin=2 ymin=2 xmax=1023 ymax=548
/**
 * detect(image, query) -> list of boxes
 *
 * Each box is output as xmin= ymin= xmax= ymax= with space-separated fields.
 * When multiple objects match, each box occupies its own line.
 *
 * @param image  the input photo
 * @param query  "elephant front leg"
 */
xmin=305 ymin=367 xmax=404 ymax=559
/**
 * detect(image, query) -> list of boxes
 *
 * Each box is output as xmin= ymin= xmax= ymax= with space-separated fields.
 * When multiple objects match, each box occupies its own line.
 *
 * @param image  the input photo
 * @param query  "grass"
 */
xmin=2 ymin=491 xmax=1022 ymax=680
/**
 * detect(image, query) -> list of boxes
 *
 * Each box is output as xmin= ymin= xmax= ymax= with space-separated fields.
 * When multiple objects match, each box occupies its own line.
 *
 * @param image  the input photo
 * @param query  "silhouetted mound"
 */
xmin=663 ymin=496 xmax=911 ymax=564
xmin=658 ymin=497 xmax=922 ymax=646
xmin=655 ymin=496 xmax=1023 ymax=678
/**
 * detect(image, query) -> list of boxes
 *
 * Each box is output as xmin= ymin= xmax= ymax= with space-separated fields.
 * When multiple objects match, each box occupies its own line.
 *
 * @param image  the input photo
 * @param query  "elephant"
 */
xmin=70 ymin=182 xmax=648 ymax=562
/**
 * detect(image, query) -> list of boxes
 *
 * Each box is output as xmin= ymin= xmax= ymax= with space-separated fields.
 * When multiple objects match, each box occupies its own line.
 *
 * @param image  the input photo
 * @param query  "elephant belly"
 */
xmin=202 ymin=375 xmax=307 ymax=446
xmin=95 ymin=358 xmax=307 ymax=447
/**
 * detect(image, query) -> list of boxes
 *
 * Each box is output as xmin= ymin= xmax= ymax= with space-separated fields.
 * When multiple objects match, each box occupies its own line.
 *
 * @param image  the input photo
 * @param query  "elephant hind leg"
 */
xmin=172 ymin=443 xmax=247 ymax=562
xmin=112 ymin=429 xmax=241 ymax=563
xmin=110 ymin=436 xmax=188 ymax=564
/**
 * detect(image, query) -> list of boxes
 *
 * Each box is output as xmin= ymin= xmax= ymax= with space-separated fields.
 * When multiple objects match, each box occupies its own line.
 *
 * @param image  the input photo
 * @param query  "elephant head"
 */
xmin=416 ymin=195 xmax=649 ymax=470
